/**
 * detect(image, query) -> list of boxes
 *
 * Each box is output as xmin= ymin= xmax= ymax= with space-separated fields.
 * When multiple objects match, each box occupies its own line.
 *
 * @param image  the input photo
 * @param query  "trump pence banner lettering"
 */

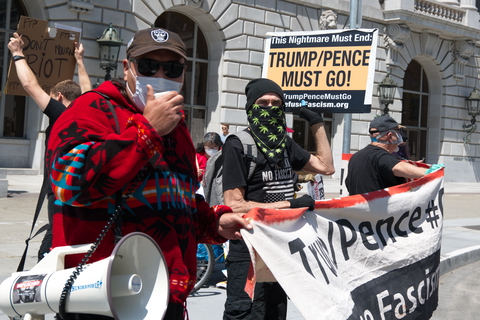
xmin=241 ymin=168 xmax=444 ymax=320
xmin=262 ymin=29 xmax=378 ymax=114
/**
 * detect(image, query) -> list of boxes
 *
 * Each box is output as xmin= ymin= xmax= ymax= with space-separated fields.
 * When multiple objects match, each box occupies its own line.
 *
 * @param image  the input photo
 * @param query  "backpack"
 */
xmin=203 ymin=130 xmax=257 ymax=206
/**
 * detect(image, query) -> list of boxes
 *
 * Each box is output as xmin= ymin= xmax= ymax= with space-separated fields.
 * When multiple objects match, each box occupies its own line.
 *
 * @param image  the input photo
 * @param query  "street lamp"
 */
xmin=97 ymin=23 xmax=123 ymax=81
xmin=378 ymin=73 xmax=398 ymax=115
xmin=463 ymin=87 xmax=480 ymax=144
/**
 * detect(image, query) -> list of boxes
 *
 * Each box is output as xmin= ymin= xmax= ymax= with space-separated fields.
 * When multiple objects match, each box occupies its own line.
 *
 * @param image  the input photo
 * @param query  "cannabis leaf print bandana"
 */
xmin=247 ymin=104 xmax=287 ymax=165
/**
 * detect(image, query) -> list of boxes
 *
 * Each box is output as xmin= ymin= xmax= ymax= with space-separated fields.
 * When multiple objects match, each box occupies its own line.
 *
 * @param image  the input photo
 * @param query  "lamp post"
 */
xmin=378 ymin=73 xmax=398 ymax=115
xmin=97 ymin=23 xmax=123 ymax=81
xmin=463 ymin=87 xmax=480 ymax=144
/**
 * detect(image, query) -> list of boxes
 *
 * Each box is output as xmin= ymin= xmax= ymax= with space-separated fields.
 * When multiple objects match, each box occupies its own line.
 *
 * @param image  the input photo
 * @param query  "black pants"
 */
xmin=223 ymin=260 xmax=287 ymax=320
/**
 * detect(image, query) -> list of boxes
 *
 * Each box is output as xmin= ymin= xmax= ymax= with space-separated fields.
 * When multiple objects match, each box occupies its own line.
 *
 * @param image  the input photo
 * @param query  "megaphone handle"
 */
xmin=23 ymin=313 xmax=45 ymax=320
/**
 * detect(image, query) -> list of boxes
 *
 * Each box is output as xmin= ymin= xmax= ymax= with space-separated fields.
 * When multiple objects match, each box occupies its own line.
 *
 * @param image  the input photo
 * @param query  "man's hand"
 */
xmin=142 ymin=85 xmax=184 ymax=136
xmin=288 ymin=194 xmax=315 ymax=211
xmin=74 ymin=42 xmax=85 ymax=62
xmin=8 ymin=32 xmax=24 ymax=56
xmin=75 ymin=42 xmax=92 ymax=93
xmin=218 ymin=212 xmax=253 ymax=240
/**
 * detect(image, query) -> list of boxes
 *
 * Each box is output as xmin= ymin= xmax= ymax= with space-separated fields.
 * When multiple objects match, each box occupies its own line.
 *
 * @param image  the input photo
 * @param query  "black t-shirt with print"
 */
xmin=222 ymin=131 xmax=311 ymax=261
xmin=44 ymin=98 xmax=66 ymax=144
xmin=345 ymin=144 xmax=404 ymax=196
xmin=43 ymin=98 xmax=66 ymax=193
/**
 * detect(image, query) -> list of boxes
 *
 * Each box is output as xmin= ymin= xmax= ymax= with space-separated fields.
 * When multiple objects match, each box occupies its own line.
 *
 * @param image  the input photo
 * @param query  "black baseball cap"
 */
xmin=126 ymin=28 xmax=187 ymax=60
xmin=369 ymin=115 xmax=405 ymax=134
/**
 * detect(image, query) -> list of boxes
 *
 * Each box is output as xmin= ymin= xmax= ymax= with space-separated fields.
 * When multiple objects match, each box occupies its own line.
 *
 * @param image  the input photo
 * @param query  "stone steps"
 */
xmin=1 ymin=168 xmax=39 ymax=175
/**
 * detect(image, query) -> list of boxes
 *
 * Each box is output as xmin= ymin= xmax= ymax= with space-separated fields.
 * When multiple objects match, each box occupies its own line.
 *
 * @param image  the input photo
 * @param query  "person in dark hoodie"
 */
xmin=221 ymin=78 xmax=335 ymax=319
xmin=47 ymin=27 xmax=251 ymax=320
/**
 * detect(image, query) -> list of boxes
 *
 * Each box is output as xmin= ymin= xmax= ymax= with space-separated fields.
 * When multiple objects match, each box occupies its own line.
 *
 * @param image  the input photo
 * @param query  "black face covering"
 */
xmin=247 ymin=104 xmax=287 ymax=165
xmin=244 ymin=78 xmax=287 ymax=165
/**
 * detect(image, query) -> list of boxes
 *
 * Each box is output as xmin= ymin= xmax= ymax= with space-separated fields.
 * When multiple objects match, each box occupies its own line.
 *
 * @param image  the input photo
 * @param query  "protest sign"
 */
xmin=5 ymin=16 xmax=80 ymax=96
xmin=262 ymin=29 xmax=378 ymax=113
xmin=242 ymin=167 xmax=444 ymax=320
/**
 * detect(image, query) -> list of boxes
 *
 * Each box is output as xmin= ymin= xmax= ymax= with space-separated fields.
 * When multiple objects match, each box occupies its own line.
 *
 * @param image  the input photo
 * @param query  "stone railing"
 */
xmin=414 ymin=0 xmax=465 ymax=23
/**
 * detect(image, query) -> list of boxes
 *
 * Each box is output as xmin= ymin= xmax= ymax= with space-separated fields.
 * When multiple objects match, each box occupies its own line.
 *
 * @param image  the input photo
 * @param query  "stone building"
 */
xmin=0 ymin=0 xmax=479 ymax=182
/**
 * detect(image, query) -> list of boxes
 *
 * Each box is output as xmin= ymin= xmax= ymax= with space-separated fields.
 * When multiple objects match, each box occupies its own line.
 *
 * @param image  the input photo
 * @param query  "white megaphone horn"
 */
xmin=0 ymin=232 xmax=169 ymax=320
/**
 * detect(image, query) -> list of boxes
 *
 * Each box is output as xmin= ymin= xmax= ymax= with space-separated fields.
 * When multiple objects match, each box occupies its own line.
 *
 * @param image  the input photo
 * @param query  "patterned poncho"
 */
xmin=47 ymin=81 xmax=230 ymax=304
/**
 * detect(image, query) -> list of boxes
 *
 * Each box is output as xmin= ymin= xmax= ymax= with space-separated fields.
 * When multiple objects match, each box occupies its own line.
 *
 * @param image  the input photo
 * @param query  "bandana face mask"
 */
xmin=247 ymin=104 xmax=287 ymax=164
xmin=371 ymin=129 xmax=404 ymax=144
xmin=127 ymin=67 xmax=183 ymax=112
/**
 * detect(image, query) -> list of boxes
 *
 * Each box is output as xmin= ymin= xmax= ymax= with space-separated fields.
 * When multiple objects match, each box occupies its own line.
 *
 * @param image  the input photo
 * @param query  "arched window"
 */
xmin=0 ymin=0 xmax=27 ymax=137
xmin=401 ymin=59 xmax=428 ymax=161
xmin=156 ymin=12 xmax=208 ymax=147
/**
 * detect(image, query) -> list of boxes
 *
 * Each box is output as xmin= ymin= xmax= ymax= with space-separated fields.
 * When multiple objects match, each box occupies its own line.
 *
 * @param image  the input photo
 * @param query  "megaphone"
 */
xmin=0 ymin=232 xmax=169 ymax=320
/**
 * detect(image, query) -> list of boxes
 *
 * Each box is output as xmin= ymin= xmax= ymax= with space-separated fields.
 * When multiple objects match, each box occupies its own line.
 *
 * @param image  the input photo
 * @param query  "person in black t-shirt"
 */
xmin=222 ymin=78 xmax=335 ymax=320
xmin=345 ymin=115 xmax=428 ymax=196
xmin=8 ymin=32 xmax=92 ymax=260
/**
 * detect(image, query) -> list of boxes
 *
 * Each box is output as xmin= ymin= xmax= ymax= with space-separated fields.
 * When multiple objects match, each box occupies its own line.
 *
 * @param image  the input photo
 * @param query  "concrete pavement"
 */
xmin=0 ymin=174 xmax=479 ymax=319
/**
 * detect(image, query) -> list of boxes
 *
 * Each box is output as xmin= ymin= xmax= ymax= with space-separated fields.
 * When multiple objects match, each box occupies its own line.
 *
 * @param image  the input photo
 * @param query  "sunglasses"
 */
xmin=129 ymin=58 xmax=185 ymax=78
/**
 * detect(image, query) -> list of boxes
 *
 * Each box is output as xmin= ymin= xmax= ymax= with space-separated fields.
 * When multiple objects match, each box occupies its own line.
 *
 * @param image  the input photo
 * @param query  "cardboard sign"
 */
xmin=5 ymin=16 xmax=80 ymax=96
xmin=262 ymin=29 xmax=378 ymax=114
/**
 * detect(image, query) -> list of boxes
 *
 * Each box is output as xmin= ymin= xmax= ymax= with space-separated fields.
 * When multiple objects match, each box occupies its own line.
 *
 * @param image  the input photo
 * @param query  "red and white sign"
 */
xmin=242 ymin=168 xmax=444 ymax=320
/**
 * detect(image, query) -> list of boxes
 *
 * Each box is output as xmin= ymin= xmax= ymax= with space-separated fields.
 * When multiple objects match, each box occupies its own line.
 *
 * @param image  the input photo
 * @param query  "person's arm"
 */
xmin=392 ymin=161 xmax=427 ymax=179
xmin=194 ymin=196 xmax=252 ymax=242
xmin=224 ymin=187 xmax=291 ymax=212
xmin=218 ymin=211 xmax=253 ymax=240
xmin=74 ymin=42 xmax=92 ymax=93
xmin=7 ymin=33 xmax=50 ymax=110
xmin=296 ymin=108 xmax=335 ymax=175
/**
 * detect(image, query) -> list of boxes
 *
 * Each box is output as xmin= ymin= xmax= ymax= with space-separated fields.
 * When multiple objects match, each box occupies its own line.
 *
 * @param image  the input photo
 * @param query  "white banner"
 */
xmin=242 ymin=168 xmax=444 ymax=320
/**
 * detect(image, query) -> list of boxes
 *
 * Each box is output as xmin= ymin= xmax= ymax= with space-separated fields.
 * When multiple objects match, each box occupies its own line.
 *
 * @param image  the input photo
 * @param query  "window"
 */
xmin=401 ymin=59 xmax=428 ymax=161
xmin=156 ymin=12 xmax=208 ymax=147
xmin=0 ymin=0 xmax=27 ymax=137
xmin=292 ymin=112 xmax=333 ymax=152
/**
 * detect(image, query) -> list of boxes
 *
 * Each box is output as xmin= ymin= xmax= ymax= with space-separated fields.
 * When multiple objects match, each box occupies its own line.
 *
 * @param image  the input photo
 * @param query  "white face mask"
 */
xmin=371 ymin=129 xmax=403 ymax=145
xmin=205 ymin=148 xmax=219 ymax=157
xmin=127 ymin=68 xmax=183 ymax=112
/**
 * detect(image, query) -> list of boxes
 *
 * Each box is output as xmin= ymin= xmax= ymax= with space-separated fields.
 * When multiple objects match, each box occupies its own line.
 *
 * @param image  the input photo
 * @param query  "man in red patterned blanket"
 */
xmin=47 ymin=27 xmax=251 ymax=320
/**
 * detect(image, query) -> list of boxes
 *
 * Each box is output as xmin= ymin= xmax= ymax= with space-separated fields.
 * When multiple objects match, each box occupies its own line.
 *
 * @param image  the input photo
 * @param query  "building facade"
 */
xmin=0 ymin=0 xmax=479 ymax=182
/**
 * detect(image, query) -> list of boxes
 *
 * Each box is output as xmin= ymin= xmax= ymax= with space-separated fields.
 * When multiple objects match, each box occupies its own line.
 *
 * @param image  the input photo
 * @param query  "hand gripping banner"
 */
xmin=241 ymin=168 xmax=444 ymax=320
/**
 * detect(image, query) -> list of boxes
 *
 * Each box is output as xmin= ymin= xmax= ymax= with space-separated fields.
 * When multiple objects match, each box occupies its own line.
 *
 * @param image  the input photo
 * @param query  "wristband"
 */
xmin=13 ymin=55 xmax=26 ymax=62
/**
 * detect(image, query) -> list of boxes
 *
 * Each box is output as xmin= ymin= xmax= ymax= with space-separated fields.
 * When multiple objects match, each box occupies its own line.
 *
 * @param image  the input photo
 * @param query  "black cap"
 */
xmin=245 ymin=78 xmax=285 ymax=111
xmin=369 ymin=115 xmax=405 ymax=134
xmin=126 ymin=28 xmax=187 ymax=60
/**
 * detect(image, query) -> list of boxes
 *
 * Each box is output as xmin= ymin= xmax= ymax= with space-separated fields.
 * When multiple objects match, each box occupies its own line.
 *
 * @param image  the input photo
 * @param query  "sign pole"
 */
xmin=342 ymin=0 xmax=362 ymax=154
